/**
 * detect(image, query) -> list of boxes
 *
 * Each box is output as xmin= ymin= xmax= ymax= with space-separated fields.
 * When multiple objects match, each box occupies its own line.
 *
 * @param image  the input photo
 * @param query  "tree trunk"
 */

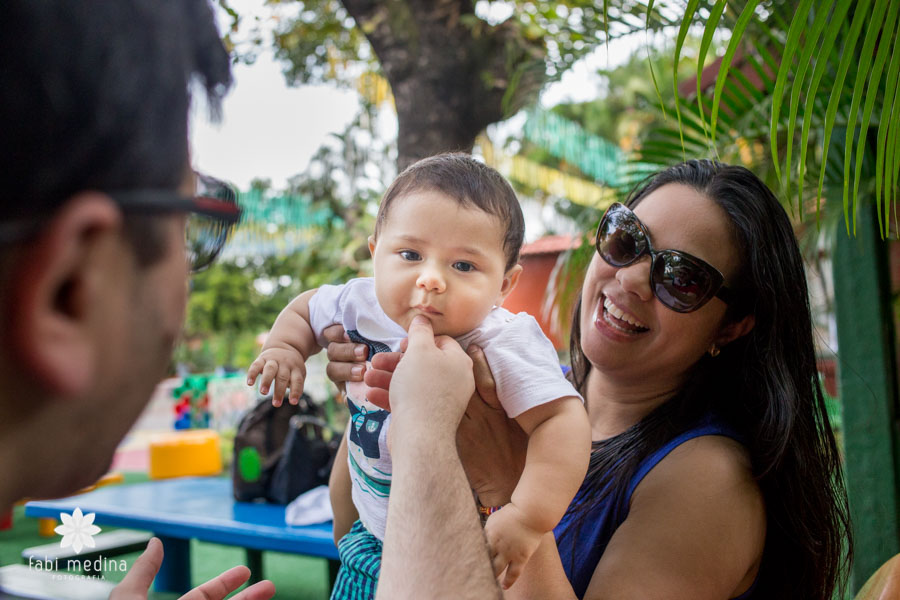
xmin=341 ymin=0 xmax=546 ymax=170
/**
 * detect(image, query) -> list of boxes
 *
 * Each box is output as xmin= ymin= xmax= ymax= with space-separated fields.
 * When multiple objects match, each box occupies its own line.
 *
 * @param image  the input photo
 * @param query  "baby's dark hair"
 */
xmin=374 ymin=153 xmax=524 ymax=272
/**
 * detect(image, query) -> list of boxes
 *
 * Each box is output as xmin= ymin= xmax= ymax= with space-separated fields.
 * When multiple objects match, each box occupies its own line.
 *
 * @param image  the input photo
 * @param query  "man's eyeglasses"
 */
xmin=0 ymin=172 xmax=241 ymax=273
xmin=110 ymin=173 xmax=242 ymax=272
xmin=596 ymin=202 xmax=735 ymax=313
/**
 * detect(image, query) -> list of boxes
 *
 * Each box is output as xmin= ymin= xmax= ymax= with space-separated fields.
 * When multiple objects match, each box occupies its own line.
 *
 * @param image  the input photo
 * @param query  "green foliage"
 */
xmin=176 ymin=102 xmax=385 ymax=374
xmin=270 ymin=0 xmax=375 ymax=86
xmin=634 ymin=0 xmax=900 ymax=236
xmin=229 ymin=1 xmax=675 ymax=94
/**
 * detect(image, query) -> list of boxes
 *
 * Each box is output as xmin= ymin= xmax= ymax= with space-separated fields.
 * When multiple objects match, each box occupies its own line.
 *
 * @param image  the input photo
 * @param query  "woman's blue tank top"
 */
xmin=553 ymin=413 xmax=758 ymax=599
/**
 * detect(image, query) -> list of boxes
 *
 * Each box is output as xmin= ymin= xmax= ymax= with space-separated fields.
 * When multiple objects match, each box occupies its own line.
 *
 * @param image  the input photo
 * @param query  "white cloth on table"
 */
xmin=285 ymin=485 xmax=333 ymax=526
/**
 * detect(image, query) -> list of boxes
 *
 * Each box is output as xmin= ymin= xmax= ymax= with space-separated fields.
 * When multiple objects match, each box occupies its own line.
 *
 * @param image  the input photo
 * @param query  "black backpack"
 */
xmin=232 ymin=394 xmax=339 ymax=504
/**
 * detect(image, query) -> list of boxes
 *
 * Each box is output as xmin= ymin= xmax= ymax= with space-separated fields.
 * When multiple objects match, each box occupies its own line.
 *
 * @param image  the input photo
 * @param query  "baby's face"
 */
xmin=369 ymin=189 xmax=521 ymax=337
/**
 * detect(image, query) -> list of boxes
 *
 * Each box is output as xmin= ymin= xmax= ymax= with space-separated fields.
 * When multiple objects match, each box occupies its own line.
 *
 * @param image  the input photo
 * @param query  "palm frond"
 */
xmin=709 ymin=0 xmax=760 ymax=147
xmin=844 ymin=0 xmax=894 ymax=235
xmin=815 ymin=0 xmax=873 ymax=229
xmin=770 ymin=0 xmax=815 ymax=186
xmin=876 ymin=17 xmax=900 ymax=236
xmin=671 ymin=0 xmax=702 ymax=159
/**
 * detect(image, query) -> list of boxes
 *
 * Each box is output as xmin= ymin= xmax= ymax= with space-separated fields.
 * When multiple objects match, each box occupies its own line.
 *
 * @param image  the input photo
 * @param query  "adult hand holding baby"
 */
xmin=389 ymin=315 xmax=474 ymax=440
xmin=323 ymin=323 xmax=527 ymax=498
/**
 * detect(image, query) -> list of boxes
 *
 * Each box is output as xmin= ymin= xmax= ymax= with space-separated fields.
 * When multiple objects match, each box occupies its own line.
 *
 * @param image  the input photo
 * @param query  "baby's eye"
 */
xmin=399 ymin=250 xmax=421 ymax=261
xmin=453 ymin=261 xmax=475 ymax=272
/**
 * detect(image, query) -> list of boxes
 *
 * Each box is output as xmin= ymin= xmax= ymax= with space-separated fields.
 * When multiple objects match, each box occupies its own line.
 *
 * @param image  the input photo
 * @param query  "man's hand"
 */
xmin=389 ymin=316 xmax=474 ymax=437
xmin=110 ymin=538 xmax=276 ymax=600
xmin=247 ymin=347 xmax=307 ymax=406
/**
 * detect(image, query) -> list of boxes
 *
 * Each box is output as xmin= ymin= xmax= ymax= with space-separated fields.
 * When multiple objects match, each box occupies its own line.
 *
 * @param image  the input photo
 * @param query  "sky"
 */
xmin=188 ymin=1 xmax=645 ymax=191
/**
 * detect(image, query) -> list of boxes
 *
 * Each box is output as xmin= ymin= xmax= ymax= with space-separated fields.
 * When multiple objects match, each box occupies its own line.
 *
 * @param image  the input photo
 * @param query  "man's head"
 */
xmin=369 ymin=154 xmax=525 ymax=337
xmin=0 ymin=0 xmax=232 ymax=505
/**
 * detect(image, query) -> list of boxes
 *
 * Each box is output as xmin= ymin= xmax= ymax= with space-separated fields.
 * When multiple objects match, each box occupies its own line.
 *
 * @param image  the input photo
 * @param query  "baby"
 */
xmin=248 ymin=153 xmax=590 ymax=596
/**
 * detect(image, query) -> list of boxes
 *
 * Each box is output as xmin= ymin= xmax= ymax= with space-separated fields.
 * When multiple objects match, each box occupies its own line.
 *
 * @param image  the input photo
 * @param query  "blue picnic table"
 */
xmin=24 ymin=477 xmax=339 ymax=594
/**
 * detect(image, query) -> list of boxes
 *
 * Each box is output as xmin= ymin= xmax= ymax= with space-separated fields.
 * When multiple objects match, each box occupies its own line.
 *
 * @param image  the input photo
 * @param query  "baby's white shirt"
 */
xmin=308 ymin=277 xmax=581 ymax=540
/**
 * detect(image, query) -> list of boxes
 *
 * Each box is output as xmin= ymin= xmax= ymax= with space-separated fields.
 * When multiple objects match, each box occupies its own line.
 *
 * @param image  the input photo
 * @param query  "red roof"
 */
xmin=521 ymin=235 xmax=581 ymax=256
xmin=678 ymin=45 xmax=774 ymax=99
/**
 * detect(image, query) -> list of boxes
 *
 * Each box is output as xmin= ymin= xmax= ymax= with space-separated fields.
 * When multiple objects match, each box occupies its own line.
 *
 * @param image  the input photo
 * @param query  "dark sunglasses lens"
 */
xmin=652 ymin=254 xmax=714 ymax=312
xmin=188 ymin=173 xmax=239 ymax=272
xmin=186 ymin=213 xmax=230 ymax=272
xmin=599 ymin=207 xmax=645 ymax=266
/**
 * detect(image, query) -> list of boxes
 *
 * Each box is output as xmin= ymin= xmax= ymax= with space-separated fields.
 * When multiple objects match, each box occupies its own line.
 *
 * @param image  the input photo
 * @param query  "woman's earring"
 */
xmin=708 ymin=344 xmax=721 ymax=357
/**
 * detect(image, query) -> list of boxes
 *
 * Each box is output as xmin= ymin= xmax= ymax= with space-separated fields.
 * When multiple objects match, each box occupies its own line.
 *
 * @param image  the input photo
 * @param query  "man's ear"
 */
xmin=496 ymin=264 xmax=524 ymax=306
xmin=715 ymin=313 xmax=755 ymax=349
xmin=9 ymin=193 xmax=122 ymax=396
xmin=368 ymin=235 xmax=376 ymax=258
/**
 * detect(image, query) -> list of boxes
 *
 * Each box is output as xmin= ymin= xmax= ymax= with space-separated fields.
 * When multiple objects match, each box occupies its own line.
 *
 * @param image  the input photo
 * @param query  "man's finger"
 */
xmin=364 ymin=368 xmax=393 ymax=393
xmin=181 ymin=565 xmax=249 ymax=599
xmin=230 ymin=580 xmax=277 ymax=600
xmin=181 ymin=565 xmax=274 ymax=600
xmin=366 ymin=388 xmax=391 ymax=411
xmin=405 ymin=315 xmax=435 ymax=351
xmin=111 ymin=537 xmax=163 ymax=596
xmin=433 ymin=334 xmax=464 ymax=352
xmin=370 ymin=351 xmax=403 ymax=372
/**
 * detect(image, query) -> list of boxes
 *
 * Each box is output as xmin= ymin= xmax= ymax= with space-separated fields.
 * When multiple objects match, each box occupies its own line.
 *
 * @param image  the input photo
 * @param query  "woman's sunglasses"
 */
xmin=596 ymin=202 xmax=734 ymax=313
xmin=0 ymin=172 xmax=241 ymax=273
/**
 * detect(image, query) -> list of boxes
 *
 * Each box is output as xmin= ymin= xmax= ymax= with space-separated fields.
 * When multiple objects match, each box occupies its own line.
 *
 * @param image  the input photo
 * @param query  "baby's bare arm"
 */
xmin=247 ymin=289 xmax=321 ymax=405
xmin=484 ymin=397 xmax=590 ymax=588
xmin=329 ymin=430 xmax=358 ymax=545
xmin=511 ymin=397 xmax=591 ymax=532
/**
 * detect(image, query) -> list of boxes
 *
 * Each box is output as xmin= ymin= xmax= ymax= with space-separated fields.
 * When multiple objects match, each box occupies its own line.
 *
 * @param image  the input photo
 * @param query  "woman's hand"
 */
xmin=457 ymin=345 xmax=528 ymax=508
xmin=321 ymin=324 xmax=367 ymax=394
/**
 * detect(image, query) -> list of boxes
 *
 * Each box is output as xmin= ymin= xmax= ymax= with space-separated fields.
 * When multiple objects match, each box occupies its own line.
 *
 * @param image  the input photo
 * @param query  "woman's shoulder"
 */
xmin=599 ymin=436 xmax=765 ymax=599
xmin=635 ymin=434 xmax=759 ymax=503
xmin=630 ymin=434 xmax=765 ymax=561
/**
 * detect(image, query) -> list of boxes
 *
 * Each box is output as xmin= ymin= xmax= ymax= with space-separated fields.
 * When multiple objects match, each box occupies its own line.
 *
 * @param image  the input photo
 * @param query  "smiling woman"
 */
xmin=470 ymin=159 xmax=852 ymax=600
xmin=323 ymin=159 xmax=853 ymax=599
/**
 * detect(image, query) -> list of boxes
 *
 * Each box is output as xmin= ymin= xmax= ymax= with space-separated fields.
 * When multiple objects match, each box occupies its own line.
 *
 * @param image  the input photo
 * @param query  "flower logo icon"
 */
xmin=54 ymin=508 xmax=101 ymax=554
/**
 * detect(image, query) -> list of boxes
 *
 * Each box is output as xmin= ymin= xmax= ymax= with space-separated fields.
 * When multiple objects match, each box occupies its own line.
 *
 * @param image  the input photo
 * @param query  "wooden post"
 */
xmin=833 ymin=201 xmax=900 ymax=591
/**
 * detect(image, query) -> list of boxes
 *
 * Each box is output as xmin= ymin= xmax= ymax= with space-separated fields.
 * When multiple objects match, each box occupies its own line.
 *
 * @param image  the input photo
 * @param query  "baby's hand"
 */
xmin=247 ymin=347 xmax=307 ymax=407
xmin=483 ymin=503 xmax=544 ymax=590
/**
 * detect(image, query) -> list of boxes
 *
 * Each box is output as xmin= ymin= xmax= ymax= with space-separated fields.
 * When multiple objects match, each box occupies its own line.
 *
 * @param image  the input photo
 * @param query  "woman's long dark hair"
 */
xmin=567 ymin=160 xmax=851 ymax=599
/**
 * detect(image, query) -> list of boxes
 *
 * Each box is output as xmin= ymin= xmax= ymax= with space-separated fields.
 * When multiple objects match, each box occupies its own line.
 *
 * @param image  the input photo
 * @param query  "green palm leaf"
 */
xmin=696 ymin=0 xmax=727 ymax=138
xmin=844 ymin=0 xmax=894 ymax=235
xmin=816 ymin=0 xmax=873 ymax=228
xmin=876 ymin=18 xmax=900 ymax=236
xmin=797 ymin=0 xmax=853 ymax=218
xmin=671 ymin=0 xmax=702 ymax=159
xmin=770 ymin=0 xmax=815 ymax=186
xmin=709 ymin=0 xmax=760 ymax=146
